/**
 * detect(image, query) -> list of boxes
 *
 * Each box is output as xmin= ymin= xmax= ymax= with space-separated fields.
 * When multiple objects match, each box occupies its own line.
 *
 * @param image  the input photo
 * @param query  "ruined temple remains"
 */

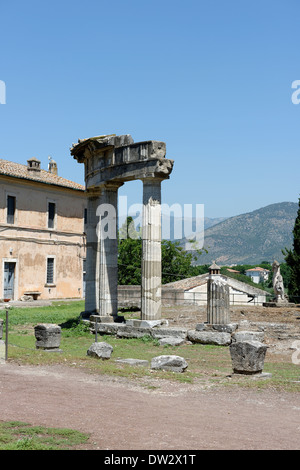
xmin=71 ymin=134 xmax=174 ymax=321
xmin=207 ymin=261 xmax=230 ymax=324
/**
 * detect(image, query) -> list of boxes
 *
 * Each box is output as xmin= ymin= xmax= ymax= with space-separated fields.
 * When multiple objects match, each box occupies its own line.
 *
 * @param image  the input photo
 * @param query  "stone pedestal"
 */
xmin=229 ymin=340 xmax=267 ymax=374
xmin=34 ymin=324 xmax=61 ymax=351
xmin=207 ymin=275 xmax=230 ymax=325
xmin=141 ymin=178 xmax=162 ymax=320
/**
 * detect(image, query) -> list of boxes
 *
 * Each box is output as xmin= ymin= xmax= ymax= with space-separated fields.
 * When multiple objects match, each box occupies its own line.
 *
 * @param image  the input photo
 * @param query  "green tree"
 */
xmin=161 ymin=240 xmax=194 ymax=283
xmin=118 ymin=217 xmax=142 ymax=285
xmin=117 ymin=217 xmax=206 ymax=285
xmin=283 ymin=197 xmax=300 ymax=300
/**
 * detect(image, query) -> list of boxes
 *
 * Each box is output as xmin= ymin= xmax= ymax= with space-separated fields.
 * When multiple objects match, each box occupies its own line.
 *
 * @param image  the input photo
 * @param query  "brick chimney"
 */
xmin=48 ymin=157 xmax=57 ymax=175
xmin=48 ymin=157 xmax=58 ymax=175
xmin=27 ymin=157 xmax=41 ymax=172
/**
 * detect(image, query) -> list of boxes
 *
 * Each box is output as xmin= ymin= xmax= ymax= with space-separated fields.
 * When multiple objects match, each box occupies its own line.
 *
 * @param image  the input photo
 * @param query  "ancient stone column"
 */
xmin=207 ymin=262 xmax=230 ymax=324
xmin=70 ymin=134 xmax=174 ymax=320
xmin=141 ymin=178 xmax=162 ymax=320
xmin=84 ymin=189 xmax=102 ymax=314
xmin=85 ymin=183 xmax=122 ymax=317
xmin=97 ymin=182 xmax=122 ymax=318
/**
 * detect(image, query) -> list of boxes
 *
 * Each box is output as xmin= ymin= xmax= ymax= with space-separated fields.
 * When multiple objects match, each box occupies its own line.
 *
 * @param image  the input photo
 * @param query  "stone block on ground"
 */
xmin=196 ymin=323 xmax=238 ymax=333
xmin=210 ymin=323 xmax=238 ymax=333
xmin=115 ymin=358 xmax=149 ymax=367
xmin=158 ymin=337 xmax=185 ymax=346
xmin=90 ymin=315 xmax=114 ymax=323
xmin=229 ymin=340 xmax=268 ymax=374
xmin=151 ymin=328 xmax=187 ymax=340
xmin=232 ymin=331 xmax=265 ymax=343
xmin=187 ymin=330 xmax=231 ymax=346
xmin=93 ymin=323 xmax=119 ymax=335
xmin=87 ymin=342 xmax=113 ymax=360
xmin=126 ymin=319 xmax=168 ymax=328
xmin=151 ymin=355 xmax=188 ymax=373
xmin=34 ymin=323 xmax=61 ymax=351
xmin=116 ymin=325 xmax=152 ymax=339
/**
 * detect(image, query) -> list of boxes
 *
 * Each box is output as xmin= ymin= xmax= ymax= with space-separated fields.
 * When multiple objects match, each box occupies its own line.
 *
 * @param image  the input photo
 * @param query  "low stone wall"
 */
xmin=238 ymin=320 xmax=300 ymax=342
xmin=90 ymin=319 xmax=238 ymax=346
xmin=118 ymin=285 xmax=187 ymax=309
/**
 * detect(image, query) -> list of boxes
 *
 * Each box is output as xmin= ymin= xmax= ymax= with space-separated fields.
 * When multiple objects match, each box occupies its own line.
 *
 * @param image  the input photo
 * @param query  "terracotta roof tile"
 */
xmin=0 ymin=159 xmax=85 ymax=191
xmin=246 ymin=267 xmax=270 ymax=272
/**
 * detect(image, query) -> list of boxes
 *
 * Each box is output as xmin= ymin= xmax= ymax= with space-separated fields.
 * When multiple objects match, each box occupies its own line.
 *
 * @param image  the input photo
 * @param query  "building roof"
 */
xmin=245 ymin=267 xmax=270 ymax=272
xmin=164 ymin=272 xmax=269 ymax=296
xmin=0 ymin=158 xmax=85 ymax=191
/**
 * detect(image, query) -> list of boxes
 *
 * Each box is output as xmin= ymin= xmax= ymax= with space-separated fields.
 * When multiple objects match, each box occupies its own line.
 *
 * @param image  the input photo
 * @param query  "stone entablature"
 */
xmin=71 ymin=134 xmax=173 ymax=189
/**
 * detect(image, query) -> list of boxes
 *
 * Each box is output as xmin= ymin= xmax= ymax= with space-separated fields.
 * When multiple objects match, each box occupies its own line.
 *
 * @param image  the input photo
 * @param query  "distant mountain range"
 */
xmin=178 ymin=202 xmax=298 ymax=265
xmin=121 ymin=201 xmax=298 ymax=266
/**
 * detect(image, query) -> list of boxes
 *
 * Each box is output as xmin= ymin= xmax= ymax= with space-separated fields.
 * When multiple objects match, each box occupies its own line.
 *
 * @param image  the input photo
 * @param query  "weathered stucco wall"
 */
xmin=0 ymin=176 xmax=86 ymax=300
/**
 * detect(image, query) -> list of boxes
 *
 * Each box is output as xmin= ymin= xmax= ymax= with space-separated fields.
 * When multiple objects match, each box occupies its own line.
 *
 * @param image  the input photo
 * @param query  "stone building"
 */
xmin=163 ymin=272 xmax=270 ymax=306
xmin=0 ymin=157 xmax=86 ymax=301
xmin=245 ymin=267 xmax=270 ymax=284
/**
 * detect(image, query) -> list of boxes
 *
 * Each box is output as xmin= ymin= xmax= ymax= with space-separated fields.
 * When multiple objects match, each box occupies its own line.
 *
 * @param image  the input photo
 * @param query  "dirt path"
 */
xmin=0 ymin=362 xmax=299 ymax=450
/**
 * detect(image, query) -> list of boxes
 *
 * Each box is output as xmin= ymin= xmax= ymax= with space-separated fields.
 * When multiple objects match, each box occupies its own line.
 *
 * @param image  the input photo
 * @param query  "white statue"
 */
xmin=272 ymin=260 xmax=287 ymax=303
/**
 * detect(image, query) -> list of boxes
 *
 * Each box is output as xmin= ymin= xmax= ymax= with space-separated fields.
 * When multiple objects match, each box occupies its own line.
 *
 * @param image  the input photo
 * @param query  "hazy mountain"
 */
xmin=183 ymin=202 xmax=298 ymax=265
xmin=161 ymin=215 xmax=227 ymax=240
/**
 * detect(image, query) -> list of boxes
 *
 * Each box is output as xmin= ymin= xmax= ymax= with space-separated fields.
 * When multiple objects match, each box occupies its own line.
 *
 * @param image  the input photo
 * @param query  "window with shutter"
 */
xmin=47 ymin=258 xmax=54 ymax=284
xmin=48 ymin=202 xmax=56 ymax=229
xmin=7 ymin=195 xmax=16 ymax=224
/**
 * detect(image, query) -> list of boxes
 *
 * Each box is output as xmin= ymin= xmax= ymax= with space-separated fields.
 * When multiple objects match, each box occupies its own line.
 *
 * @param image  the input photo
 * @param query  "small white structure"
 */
xmin=245 ymin=267 xmax=270 ymax=284
xmin=164 ymin=272 xmax=270 ymax=306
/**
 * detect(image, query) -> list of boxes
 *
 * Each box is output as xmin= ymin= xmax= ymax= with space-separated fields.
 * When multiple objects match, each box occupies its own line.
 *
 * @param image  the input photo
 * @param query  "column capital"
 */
xmin=87 ymin=182 xmax=124 ymax=197
xmin=141 ymin=177 xmax=164 ymax=185
xmin=101 ymin=181 xmax=124 ymax=191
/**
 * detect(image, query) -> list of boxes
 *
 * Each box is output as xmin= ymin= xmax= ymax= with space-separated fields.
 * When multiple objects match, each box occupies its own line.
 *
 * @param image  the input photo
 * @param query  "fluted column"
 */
xmin=84 ymin=183 xmax=122 ymax=317
xmin=98 ymin=182 xmax=123 ymax=318
xmin=84 ymin=189 xmax=102 ymax=314
xmin=141 ymin=178 xmax=162 ymax=320
xmin=207 ymin=275 xmax=230 ymax=324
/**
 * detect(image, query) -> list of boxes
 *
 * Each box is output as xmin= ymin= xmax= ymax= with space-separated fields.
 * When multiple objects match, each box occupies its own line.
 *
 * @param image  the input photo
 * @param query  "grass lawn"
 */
xmin=0 ymin=420 xmax=89 ymax=450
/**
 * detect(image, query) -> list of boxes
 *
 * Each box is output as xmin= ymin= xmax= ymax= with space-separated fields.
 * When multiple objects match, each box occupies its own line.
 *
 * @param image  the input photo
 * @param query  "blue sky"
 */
xmin=0 ymin=0 xmax=299 ymax=218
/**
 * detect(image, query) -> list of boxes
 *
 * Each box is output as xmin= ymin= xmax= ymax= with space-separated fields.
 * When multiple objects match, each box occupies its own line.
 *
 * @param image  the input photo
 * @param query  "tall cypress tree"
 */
xmin=283 ymin=197 xmax=300 ymax=300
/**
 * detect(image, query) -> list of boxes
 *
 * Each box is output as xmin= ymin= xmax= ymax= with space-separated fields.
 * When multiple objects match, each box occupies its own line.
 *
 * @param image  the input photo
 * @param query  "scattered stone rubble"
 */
xmin=151 ymin=355 xmax=188 ymax=373
xmin=87 ymin=342 xmax=113 ymax=360
xmin=87 ymin=315 xmax=272 ymax=375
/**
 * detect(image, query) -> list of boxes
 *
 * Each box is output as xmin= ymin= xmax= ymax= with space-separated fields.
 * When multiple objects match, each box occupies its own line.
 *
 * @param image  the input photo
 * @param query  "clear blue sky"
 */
xmin=0 ymin=0 xmax=299 ymax=218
